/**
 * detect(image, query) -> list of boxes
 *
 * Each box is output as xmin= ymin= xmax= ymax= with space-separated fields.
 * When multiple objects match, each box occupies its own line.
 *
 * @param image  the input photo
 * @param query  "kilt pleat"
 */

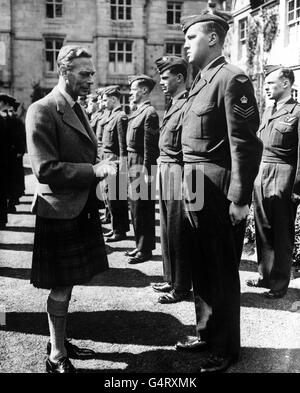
xmin=31 ymin=208 xmax=108 ymax=289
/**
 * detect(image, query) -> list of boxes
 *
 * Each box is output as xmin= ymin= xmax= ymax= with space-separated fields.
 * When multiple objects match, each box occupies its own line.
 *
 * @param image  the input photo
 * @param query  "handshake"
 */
xmin=93 ymin=159 xmax=118 ymax=179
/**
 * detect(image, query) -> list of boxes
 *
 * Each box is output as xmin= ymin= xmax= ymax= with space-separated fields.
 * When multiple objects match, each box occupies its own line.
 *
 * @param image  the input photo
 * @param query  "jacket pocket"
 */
xmin=191 ymin=102 xmax=216 ymax=139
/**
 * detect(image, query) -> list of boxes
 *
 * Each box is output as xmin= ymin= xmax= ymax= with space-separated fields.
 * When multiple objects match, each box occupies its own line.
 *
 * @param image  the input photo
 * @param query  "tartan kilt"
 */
xmin=31 ymin=207 xmax=108 ymax=289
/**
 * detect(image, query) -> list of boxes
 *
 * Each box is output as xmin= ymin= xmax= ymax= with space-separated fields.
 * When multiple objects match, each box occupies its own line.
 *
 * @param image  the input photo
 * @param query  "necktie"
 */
xmin=271 ymin=102 xmax=277 ymax=115
xmin=73 ymin=102 xmax=89 ymax=130
xmin=165 ymin=98 xmax=173 ymax=113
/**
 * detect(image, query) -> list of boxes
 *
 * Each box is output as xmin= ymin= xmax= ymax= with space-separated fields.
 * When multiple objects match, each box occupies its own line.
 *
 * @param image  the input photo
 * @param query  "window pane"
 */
xmin=289 ymin=1 xmax=295 ymax=12
xmin=56 ymin=40 xmax=63 ymax=49
xmin=175 ymin=11 xmax=181 ymax=23
xmin=111 ymin=0 xmax=116 ymax=4
xmin=119 ymin=7 xmax=124 ymax=19
xmin=119 ymin=0 xmax=124 ymax=4
xmin=126 ymin=53 xmax=132 ymax=62
xmin=46 ymin=4 xmax=54 ymax=18
xmin=126 ymin=42 xmax=132 ymax=51
xmin=45 ymin=40 xmax=53 ymax=49
xmin=297 ymin=0 xmax=300 ymax=6
xmin=126 ymin=7 xmax=131 ymax=19
xmin=109 ymin=53 xmax=115 ymax=62
xmin=109 ymin=42 xmax=115 ymax=51
xmin=55 ymin=5 xmax=62 ymax=17
xmin=126 ymin=0 xmax=131 ymax=5
xmin=118 ymin=52 xmax=124 ymax=62
xmin=167 ymin=12 xmax=173 ymax=24
xmin=117 ymin=42 xmax=123 ymax=51
xmin=111 ymin=6 xmax=116 ymax=19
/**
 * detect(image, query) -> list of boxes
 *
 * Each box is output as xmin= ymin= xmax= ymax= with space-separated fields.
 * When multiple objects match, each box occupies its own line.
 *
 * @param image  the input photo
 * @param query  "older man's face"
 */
xmin=65 ymin=57 xmax=95 ymax=99
xmin=184 ymin=23 xmax=210 ymax=67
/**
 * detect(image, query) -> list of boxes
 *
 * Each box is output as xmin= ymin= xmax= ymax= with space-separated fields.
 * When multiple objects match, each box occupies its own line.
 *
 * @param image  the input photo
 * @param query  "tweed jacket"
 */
xmin=26 ymin=86 xmax=98 ymax=219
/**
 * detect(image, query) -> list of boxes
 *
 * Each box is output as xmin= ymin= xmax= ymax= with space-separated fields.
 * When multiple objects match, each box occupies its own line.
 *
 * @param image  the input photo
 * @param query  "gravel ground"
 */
xmin=1 ymin=160 xmax=300 ymax=374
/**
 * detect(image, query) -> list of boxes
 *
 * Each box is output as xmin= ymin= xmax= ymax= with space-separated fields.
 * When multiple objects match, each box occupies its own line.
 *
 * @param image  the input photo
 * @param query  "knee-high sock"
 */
xmin=47 ymin=296 xmax=69 ymax=362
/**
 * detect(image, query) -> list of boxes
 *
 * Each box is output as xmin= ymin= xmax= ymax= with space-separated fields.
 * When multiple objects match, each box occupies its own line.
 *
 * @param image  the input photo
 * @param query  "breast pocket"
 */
xmin=103 ymin=128 xmax=114 ymax=144
xmin=191 ymin=102 xmax=216 ymax=139
xmin=271 ymin=123 xmax=296 ymax=149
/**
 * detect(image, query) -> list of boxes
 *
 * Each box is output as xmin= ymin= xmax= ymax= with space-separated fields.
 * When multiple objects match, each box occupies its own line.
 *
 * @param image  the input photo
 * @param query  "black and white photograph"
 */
xmin=1 ymin=0 xmax=300 ymax=379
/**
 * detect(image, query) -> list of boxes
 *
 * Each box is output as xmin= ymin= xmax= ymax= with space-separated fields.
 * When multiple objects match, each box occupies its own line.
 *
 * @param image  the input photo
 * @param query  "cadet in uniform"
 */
xmin=96 ymin=88 xmax=112 ymax=223
xmin=101 ymin=85 xmax=129 ymax=241
xmin=247 ymin=65 xmax=300 ymax=299
xmin=175 ymin=11 xmax=262 ymax=372
xmin=152 ymin=56 xmax=192 ymax=303
xmin=126 ymin=75 xmax=160 ymax=263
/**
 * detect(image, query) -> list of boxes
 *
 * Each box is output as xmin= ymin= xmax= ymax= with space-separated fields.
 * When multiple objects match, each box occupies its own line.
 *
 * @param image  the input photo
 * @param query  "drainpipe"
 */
xmin=10 ymin=0 xmax=14 ymax=94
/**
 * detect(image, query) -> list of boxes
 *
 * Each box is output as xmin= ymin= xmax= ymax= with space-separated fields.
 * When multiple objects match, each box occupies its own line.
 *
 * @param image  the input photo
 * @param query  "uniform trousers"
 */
xmin=253 ymin=161 xmax=297 ymax=293
xmin=159 ymin=162 xmax=191 ymax=291
xmin=102 ymin=152 xmax=129 ymax=234
xmin=184 ymin=162 xmax=245 ymax=358
xmin=128 ymin=151 xmax=156 ymax=253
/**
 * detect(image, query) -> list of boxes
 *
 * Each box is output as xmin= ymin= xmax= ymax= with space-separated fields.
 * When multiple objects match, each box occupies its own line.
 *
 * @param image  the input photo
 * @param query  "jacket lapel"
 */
xmin=162 ymin=92 xmax=187 ymax=125
xmin=53 ymin=87 xmax=96 ymax=146
xmin=128 ymin=101 xmax=150 ymax=120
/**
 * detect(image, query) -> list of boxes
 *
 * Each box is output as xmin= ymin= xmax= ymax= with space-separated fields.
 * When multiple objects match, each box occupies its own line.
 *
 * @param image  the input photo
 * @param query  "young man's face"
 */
xmin=184 ymin=23 xmax=210 ymax=67
xmin=102 ymin=94 xmax=115 ymax=110
xmin=264 ymin=69 xmax=289 ymax=101
xmin=130 ymin=81 xmax=144 ymax=104
xmin=159 ymin=70 xmax=181 ymax=96
xmin=64 ymin=57 xmax=95 ymax=99
xmin=86 ymin=99 xmax=97 ymax=114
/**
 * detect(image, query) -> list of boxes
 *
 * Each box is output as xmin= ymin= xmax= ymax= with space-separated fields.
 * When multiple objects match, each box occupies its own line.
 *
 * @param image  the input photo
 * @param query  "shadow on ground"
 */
xmin=2 ymin=310 xmax=194 ymax=347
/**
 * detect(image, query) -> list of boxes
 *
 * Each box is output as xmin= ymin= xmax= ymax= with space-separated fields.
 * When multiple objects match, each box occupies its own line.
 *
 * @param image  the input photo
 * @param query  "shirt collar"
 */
xmin=276 ymin=96 xmax=292 ymax=111
xmin=58 ymin=86 xmax=76 ymax=108
xmin=171 ymin=89 xmax=188 ymax=105
xmin=201 ymin=55 xmax=224 ymax=74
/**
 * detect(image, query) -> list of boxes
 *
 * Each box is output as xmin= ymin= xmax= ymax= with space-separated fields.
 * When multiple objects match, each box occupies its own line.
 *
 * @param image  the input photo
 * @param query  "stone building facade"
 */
xmin=0 ymin=0 xmax=208 ymax=115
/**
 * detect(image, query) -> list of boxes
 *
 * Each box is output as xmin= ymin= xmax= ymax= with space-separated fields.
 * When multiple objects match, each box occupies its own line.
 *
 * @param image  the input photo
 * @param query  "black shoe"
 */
xmin=152 ymin=282 xmax=172 ymax=293
xmin=105 ymin=233 xmax=127 ymax=242
xmin=47 ymin=339 xmax=95 ymax=359
xmin=246 ymin=279 xmax=267 ymax=288
xmin=127 ymin=251 xmax=152 ymax=264
xmin=124 ymin=248 xmax=139 ymax=257
xmin=199 ymin=354 xmax=237 ymax=373
xmin=103 ymin=230 xmax=114 ymax=238
xmin=263 ymin=290 xmax=286 ymax=299
xmin=175 ymin=337 xmax=207 ymax=352
xmin=46 ymin=356 xmax=76 ymax=373
xmin=158 ymin=289 xmax=191 ymax=304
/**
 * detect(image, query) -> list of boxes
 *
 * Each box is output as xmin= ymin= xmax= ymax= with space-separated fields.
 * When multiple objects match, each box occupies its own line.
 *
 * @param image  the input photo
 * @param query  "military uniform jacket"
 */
xmin=181 ymin=56 xmax=263 ymax=205
xmin=127 ymin=101 xmax=160 ymax=171
xmin=258 ymin=98 xmax=300 ymax=194
xmin=102 ymin=106 xmax=128 ymax=157
xmin=159 ymin=90 xmax=188 ymax=164
xmin=96 ymin=110 xmax=110 ymax=150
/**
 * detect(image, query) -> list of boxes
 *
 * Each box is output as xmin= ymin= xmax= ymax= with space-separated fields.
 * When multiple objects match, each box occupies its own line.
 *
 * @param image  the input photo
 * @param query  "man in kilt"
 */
xmin=26 ymin=45 xmax=117 ymax=373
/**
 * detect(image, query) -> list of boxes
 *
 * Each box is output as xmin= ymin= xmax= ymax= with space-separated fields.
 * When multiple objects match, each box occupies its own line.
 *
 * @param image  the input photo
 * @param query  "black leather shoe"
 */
xmin=103 ymin=230 xmax=114 ymax=238
xmin=152 ymin=282 xmax=172 ymax=293
xmin=124 ymin=248 xmax=139 ymax=257
xmin=175 ymin=337 xmax=207 ymax=352
xmin=106 ymin=233 xmax=127 ymax=242
xmin=246 ymin=279 xmax=267 ymax=288
xmin=200 ymin=354 xmax=237 ymax=373
xmin=263 ymin=290 xmax=286 ymax=299
xmin=46 ymin=356 xmax=76 ymax=373
xmin=47 ymin=340 xmax=95 ymax=359
xmin=158 ymin=290 xmax=191 ymax=304
xmin=127 ymin=251 xmax=152 ymax=264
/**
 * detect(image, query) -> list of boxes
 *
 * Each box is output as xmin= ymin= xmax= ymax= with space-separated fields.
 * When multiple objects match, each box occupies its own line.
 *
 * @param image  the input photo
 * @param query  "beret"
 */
xmin=263 ymin=64 xmax=283 ymax=77
xmin=128 ymin=75 xmax=156 ymax=91
xmin=0 ymin=93 xmax=16 ymax=106
xmin=155 ymin=56 xmax=188 ymax=74
xmin=102 ymin=85 xmax=121 ymax=97
xmin=181 ymin=10 xmax=230 ymax=34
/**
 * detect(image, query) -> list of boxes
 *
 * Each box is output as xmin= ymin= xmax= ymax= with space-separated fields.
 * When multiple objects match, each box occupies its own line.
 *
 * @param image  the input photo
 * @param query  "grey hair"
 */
xmin=57 ymin=45 xmax=92 ymax=72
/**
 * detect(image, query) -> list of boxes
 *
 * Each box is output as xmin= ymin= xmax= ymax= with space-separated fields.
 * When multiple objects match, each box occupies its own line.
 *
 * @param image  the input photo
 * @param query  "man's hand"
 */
xmin=93 ymin=160 xmax=117 ymax=179
xmin=229 ymin=202 xmax=249 ymax=226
